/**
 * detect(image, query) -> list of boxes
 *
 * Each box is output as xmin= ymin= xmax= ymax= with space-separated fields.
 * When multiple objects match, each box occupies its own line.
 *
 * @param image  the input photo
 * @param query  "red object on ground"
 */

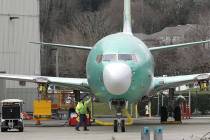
xmin=69 ymin=113 xmax=78 ymax=126
xmin=68 ymin=113 xmax=91 ymax=126
xmin=180 ymin=103 xmax=191 ymax=119
xmin=21 ymin=112 xmax=33 ymax=120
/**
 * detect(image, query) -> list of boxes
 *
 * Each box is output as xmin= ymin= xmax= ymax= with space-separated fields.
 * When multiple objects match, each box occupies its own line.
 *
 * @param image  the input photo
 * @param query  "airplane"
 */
xmin=1 ymin=0 xmax=210 ymax=132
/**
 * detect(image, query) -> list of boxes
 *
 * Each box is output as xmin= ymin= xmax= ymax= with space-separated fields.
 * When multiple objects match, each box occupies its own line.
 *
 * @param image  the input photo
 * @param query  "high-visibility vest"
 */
xmin=76 ymin=98 xmax=91 ymax=115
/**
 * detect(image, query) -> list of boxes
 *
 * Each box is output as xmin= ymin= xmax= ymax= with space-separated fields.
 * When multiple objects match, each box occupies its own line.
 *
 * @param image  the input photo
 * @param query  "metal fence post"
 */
xmin=154 ymin=127 xmax=163 ymax=140
xmin=141 ymin=127 xmax=150 ymax=140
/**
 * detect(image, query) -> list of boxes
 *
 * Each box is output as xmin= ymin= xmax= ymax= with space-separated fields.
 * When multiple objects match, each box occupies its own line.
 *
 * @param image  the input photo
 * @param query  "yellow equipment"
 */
xmin=95 ymin=109 xmax=133 ymax=126
xmin=200 ymin=82 xmax=208 ymax=91
xmin=33 ymin=100 xmax=52 ymax=120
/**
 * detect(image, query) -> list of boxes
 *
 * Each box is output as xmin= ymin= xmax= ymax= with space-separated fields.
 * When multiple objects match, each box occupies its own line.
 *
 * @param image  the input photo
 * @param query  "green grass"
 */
xmin=90 ymin=102 xmax=115 ymax=116
xmin=89 ymin=88 xmax=210 ymax=116
xmin=89 ymin=102 xmax=137 ymax=117
xmin=175 ymin=88 xmax=210 ymax=95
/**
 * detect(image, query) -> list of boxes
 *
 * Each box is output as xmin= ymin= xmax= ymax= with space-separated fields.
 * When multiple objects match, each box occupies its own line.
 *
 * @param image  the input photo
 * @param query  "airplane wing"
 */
xmin=152 ymin=73 xmax=210 ymax=91
xmin=30 ymin=42 xmax=92 ymax=50
xmin=0 ymin=74 xmax=90 ymax=91
xmin=149 ymin=40 xmax=210 ymax=52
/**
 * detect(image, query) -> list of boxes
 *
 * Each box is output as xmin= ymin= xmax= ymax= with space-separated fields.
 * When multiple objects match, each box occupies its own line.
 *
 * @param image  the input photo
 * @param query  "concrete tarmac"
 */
xmin=1 ymin=117 xmax=210 ymax=140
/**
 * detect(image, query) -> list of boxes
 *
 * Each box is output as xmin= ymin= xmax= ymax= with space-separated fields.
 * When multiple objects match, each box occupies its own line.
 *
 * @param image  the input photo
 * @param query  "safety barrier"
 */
xmin=141 ymin=127 xmax=163 ymax=140
xmin=180 ymin=103 xmax=191 ymax=119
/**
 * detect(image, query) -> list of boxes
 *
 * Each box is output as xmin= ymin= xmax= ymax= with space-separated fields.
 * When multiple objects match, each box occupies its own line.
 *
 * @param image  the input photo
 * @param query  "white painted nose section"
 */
xmin=103 ymin=63 xmax=132 ymax=95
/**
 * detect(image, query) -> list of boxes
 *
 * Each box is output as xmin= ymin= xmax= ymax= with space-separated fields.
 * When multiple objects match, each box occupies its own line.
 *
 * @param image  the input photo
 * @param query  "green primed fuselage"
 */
xmin=86 ymin=33 xmax=154 ymax=103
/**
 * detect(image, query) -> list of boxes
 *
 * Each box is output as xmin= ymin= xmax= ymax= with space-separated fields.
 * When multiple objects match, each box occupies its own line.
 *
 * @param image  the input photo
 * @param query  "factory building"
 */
xmin=0 ymin=0 xmax=40 ymax=112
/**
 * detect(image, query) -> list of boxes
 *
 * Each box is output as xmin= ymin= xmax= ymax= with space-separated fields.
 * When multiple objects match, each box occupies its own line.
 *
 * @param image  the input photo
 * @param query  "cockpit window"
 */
xmin=118 ymin=54 xmax=138 ymax=62
xmin=96 ymin=55 xmax=102 ymax=63
xmin=102 ymin=54 xmax=117 ymax=62
xmin=96 ymin=54 xmax=138 ymax=63
xmin=118 ymin=54 xmax=133 ymax=61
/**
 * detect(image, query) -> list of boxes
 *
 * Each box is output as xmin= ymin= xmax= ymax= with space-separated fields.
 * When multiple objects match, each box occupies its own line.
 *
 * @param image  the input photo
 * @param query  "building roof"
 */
xmin=1 ymin=99 xmax=23 ymax=103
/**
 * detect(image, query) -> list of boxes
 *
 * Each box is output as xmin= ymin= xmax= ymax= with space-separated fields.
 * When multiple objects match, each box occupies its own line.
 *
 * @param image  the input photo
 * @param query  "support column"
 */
xmin=188 ymin=90 xmax=191 ymax=118
xmin=91 ymin=96 xmax=94 ymax=118
xmin=74 ymin=90 xmax=80 ymax=102
xmin=135 ymin=103 xmax=138 ymax=118
xmin=195 ymin=88 xmax=198 ymax=114
xmin=168 ymin=88 xmax=175 ymax=117
xmin=130 ymin=104 xmax=133 ymax=117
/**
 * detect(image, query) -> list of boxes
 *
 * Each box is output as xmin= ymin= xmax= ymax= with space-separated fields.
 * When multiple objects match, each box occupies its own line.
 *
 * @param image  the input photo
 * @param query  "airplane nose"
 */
xmin=103 ymin=63 xmax=132 ymax=95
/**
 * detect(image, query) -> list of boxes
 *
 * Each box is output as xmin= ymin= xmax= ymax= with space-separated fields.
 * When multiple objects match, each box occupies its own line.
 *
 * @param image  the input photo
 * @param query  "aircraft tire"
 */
xmin=114 ymin=120 xmax=118 ymax=132
xmin=121 ymin=120 xmax=125 ymax=132
xmin=160 ymin=106 xmax=168 ymax=122
xmin=19 ymin=127 xmax=24 ymax=132
xmin=174 ymin=106 xmax=181 ymax=121
xmin=1 ymin=128 xmax=7 ymax=132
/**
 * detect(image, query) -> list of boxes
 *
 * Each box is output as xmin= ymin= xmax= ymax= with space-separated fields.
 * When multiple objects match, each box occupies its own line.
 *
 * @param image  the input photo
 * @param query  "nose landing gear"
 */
xmin=111 ymin=100 xmax=127 ymax=132
xmin=113 ymin=113 xmax=126 ymax=132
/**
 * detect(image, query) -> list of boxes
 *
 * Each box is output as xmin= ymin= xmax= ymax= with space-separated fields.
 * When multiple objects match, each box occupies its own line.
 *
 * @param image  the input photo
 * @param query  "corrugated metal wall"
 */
xmin=6 ymin=88 xmax=37 ymax=112
xmin=0 ymin=0 xmax=40 ymax=88
xmin=0 ymin=79 xmax=6 ymax=101
xmin=0 ymin=0 xmax=40 ymax=111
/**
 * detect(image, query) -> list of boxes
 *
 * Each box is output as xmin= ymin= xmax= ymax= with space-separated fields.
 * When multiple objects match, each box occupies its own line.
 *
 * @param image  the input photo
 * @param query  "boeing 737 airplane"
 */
xmin=1 ymin=0 xmax=210 ymax=132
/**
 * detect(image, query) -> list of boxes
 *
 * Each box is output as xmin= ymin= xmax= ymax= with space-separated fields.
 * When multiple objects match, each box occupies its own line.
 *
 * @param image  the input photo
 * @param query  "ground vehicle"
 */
xmin=1 ymin=99 xmax=24 ymax=132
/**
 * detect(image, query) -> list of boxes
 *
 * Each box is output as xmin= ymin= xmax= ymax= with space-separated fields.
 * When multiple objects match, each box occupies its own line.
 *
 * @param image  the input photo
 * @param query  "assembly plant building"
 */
xmin=0 ymin=0 xmax=40 ymax=112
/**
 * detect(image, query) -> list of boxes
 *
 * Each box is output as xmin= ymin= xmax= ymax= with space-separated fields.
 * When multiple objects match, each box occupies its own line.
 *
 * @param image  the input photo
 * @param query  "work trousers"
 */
xmin=68 ymin=108 xmax=76 ymax=119
xmin=75 ymin=114 xmax=87 ymax=130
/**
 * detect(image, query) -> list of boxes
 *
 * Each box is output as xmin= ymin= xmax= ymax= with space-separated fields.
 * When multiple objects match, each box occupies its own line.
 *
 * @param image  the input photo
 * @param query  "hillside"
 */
xmin=39 ymin=0 xmax=210 ymax=77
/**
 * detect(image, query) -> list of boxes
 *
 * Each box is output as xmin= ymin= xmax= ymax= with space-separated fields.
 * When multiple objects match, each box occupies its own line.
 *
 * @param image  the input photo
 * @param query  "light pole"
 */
xmin=51 ymin=48 xmax=59 ymax=77
xmin=195 ymin=88 xmax=198 ymax=114
xmin=157 ymin=92 xmax=160 ymax=116
xmin=188 ymin=89 xmax=191 ymax=114
xmin=55 ymin=49 xmax=59 ymax=77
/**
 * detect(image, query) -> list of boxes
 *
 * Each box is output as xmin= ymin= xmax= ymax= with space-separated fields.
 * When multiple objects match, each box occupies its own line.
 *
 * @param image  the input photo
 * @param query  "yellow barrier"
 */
xmin=95 ymin=109 xmax=133 ymax=126
xmin=33 ymin=100 xmax=52 ymax=120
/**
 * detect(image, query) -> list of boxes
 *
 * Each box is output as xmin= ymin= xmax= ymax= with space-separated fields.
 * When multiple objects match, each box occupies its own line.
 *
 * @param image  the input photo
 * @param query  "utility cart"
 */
xmin=1 ymin=99 xmax=24 ymax=132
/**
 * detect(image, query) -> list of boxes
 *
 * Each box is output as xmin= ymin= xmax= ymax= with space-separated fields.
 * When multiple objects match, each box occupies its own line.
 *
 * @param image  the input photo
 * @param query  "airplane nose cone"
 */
xmin=103 ymin=63 xmax=132 ymax=95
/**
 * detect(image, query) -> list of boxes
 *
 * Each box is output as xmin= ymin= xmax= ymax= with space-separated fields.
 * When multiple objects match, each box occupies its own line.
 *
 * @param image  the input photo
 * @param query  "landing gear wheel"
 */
xmin=114 ymin=120 xmax=118 ymax=132
xmin=174 ymin=106 xmax=181 ymax=122
xmin=160 ymin=106 xmax=168 ymax=122
xmin=1 ymin=128 xmax=6 ymax=132
xmin=121 ymin=120 xmax=125 ymax=132
xmin=19 ymin=127 xmax=24 ymax=132
xmin=112 ymin=99 xmax=127 ymax=132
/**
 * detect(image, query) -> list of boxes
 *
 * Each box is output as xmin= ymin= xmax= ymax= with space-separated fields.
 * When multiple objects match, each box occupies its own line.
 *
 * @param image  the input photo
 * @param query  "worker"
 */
xmin=75 ymin=97 xmax=91 ymax=131
xmin=145 ymin=105 xmax=149 ymax=117
xmin=38 ymin=84 xmax=46 ymax=94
